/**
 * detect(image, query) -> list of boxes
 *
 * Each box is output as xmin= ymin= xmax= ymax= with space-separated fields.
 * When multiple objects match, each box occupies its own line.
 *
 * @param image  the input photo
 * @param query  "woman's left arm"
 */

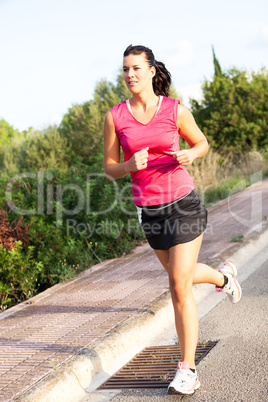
xmin=171 ymin=104 xmax=209 ymax=166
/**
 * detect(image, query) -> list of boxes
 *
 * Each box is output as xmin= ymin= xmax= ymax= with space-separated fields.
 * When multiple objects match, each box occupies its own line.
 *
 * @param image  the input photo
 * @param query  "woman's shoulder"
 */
xmin=108 ymin=100 xmax=128 ymax=132
xmin=177 ymin=103 xmax=192 ymax=118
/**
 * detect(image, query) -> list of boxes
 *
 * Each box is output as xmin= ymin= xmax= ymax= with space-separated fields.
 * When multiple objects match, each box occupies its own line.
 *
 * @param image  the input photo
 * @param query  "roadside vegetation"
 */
xmin=0 ymin=49 xmax=267 ymax=310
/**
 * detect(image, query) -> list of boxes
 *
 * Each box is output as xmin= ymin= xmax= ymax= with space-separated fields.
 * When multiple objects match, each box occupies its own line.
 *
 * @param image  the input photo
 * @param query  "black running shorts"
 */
xmin=136 ymin=189 xmax=207 ymax=250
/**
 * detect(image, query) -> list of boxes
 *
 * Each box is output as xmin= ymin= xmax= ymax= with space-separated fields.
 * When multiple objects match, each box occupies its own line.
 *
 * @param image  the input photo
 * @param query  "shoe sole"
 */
xmin=168 ymin=380 xmax=200 ymax=395
xmin=220 ymin=261 xmax=242 ymax=304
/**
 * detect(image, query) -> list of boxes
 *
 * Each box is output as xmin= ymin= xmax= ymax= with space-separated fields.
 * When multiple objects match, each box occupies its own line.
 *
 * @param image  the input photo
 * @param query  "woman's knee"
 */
xmin=169 ymin=275 xmax=192 ymax=303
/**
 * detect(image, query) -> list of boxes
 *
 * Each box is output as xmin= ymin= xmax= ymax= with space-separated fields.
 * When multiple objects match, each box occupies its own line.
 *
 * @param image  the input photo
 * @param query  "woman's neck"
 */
xmin=130 ymin=91 xmax=159 ymax=111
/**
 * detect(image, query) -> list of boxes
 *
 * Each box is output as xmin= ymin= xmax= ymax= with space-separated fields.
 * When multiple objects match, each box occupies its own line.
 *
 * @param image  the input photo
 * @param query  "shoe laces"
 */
xmin=224 ymin=273 xmax=235 ymax=292
xmin=173 ymin=368 xmax=193 ymax=385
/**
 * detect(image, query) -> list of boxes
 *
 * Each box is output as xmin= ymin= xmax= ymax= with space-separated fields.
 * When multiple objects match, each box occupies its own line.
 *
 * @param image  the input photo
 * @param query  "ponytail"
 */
xmin=123 ymin=44 xmax=172 ymax=97
xmin=153 ymin=61 xmax=171 ymax=97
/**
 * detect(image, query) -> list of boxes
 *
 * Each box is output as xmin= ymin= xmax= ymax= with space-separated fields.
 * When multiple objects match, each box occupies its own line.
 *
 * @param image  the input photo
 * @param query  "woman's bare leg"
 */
xmin=167 ymin=234 xmax=204 ymax=368
xmin=153 ymin=235 xmax=226 ymax=368
xmin=193 ymin=263 xmax=224 ymax=286
xmin=154 ymin=250 xmax=225 ymax=286
xmin=154 ymin=249 xmax=169 ymax=272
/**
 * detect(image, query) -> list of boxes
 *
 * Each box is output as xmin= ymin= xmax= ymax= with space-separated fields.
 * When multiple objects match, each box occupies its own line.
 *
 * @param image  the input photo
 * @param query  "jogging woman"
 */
xmin=103 ymin=44 xmax=242 ymax=395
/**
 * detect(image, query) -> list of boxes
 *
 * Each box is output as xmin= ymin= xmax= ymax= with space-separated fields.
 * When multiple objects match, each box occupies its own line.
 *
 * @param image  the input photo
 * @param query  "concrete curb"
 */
xmin=16 ymin=222 xmax=268 ymax=402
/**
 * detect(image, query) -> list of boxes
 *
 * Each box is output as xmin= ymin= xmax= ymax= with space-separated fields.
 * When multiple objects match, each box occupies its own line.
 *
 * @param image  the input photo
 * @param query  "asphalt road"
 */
xmin=101 ymin=257 xmax=268 ymax=401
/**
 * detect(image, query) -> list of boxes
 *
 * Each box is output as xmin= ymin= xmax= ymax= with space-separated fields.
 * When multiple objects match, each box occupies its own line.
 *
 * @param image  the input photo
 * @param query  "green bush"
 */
xmin=191 ymin=68 xmax=268 ymax=153
xmin=0 ymin=242 xmax=43 ymax=310
xmin=0 ymin=157 xmax=144 ymax=309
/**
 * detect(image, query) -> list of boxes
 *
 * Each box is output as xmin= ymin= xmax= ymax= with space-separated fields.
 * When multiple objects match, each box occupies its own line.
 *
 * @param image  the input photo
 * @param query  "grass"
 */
xmin=230 ymin=234 xmax=244 ymax=243
xmin=186 ymin=148 xmax=268 ymax=206
xmin=202 ymin=176 xmax=251 ymax=206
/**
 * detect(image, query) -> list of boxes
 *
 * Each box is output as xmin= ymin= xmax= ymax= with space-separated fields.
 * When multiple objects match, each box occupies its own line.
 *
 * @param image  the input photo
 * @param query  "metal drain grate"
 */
xmin=98 ymin=341 xmax=217 ymax=389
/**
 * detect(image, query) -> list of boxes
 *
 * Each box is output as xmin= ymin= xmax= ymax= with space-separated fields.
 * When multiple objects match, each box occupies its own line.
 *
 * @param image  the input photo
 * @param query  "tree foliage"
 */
xmin=212 ymin=45 xmax=223 ymax=78
xmin=0 ymin=126 xmax=71 ymax=174
xmin=59 ymin=72 xmax=132 ymax=163
xmin=191 ymin=67 xmax=268 ymax=153
xmin=0 ymin=119 xmax=21 ymax=147
xmin=0 ymin=119 xmax=25 ymax=173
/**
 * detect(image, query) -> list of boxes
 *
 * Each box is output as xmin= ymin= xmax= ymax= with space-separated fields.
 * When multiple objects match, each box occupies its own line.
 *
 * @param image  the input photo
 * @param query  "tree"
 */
xmin=0 ymin=119 xmax=21 ymax=147
xmin=212 ymin=45 xmax=223 ymax=78
xmin=19 ymin=126 xmax=72 ymax=171
xmin=0 ymin=119 xmax=26 ymax=174
xmin=59 ymin=73 xmax=130 ymax=162
xmin=190 ymin=67 xmax=268 ymax=153
xmin=0 ymin=125 xmax=72 ymax=175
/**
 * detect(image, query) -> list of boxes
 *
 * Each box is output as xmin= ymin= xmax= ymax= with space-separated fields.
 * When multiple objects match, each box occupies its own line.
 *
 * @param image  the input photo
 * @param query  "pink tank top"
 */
xmin=110 ymin=96 xmax=195 ymax=206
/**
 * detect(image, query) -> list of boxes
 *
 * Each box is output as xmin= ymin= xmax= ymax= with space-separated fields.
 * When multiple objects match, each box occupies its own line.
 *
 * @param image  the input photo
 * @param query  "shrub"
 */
xmin=191 ymin=68 xmax=268 ymax=153
xmin=0 ymin=157 xmax=144 ymax=309
xmin=0 ymin=242 xmax=43 ymax=310
xmin=0 ymin=209 xmax=30 ymax=250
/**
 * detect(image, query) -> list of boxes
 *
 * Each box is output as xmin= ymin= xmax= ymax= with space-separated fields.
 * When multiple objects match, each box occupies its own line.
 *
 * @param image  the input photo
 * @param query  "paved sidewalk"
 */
xmin=0 ymin=180 xmax=268 ymax=401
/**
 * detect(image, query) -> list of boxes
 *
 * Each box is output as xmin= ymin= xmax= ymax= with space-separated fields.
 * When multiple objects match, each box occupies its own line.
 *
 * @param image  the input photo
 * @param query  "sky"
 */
xmin=0 ymin=0 xmax=267 ymax=132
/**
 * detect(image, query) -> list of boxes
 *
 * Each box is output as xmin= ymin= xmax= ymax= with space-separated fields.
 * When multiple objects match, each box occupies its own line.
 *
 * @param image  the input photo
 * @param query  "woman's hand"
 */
xmin=169 ymin=149 xmax=197 ymax=166
xmin=127 ymin=147 xmax=149 ymax=171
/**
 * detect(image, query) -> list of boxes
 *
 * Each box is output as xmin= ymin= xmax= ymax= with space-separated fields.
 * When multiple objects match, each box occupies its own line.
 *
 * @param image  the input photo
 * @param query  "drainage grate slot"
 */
xmin=98 ymin=341 xmax=217 ymax=389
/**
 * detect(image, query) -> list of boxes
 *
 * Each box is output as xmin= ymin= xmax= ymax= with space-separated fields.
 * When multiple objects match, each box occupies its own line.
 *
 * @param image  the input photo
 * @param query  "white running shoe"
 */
xmin=216 ymin=261 xmax=242 ymax=303
xmin=168 ymin=361 xmax=200 ymax=395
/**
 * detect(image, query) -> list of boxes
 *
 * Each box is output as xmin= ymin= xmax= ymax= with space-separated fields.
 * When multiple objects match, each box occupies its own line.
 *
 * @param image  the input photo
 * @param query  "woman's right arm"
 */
xmin=103 ymin=111 xmax=149 ymax=179
xmin=103 ymin=111 xmax=130 ymax=179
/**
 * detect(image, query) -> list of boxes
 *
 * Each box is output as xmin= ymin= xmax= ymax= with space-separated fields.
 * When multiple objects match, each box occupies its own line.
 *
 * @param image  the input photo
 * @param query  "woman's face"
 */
xmin=123 ymin=53 xmax=155 ymax=94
